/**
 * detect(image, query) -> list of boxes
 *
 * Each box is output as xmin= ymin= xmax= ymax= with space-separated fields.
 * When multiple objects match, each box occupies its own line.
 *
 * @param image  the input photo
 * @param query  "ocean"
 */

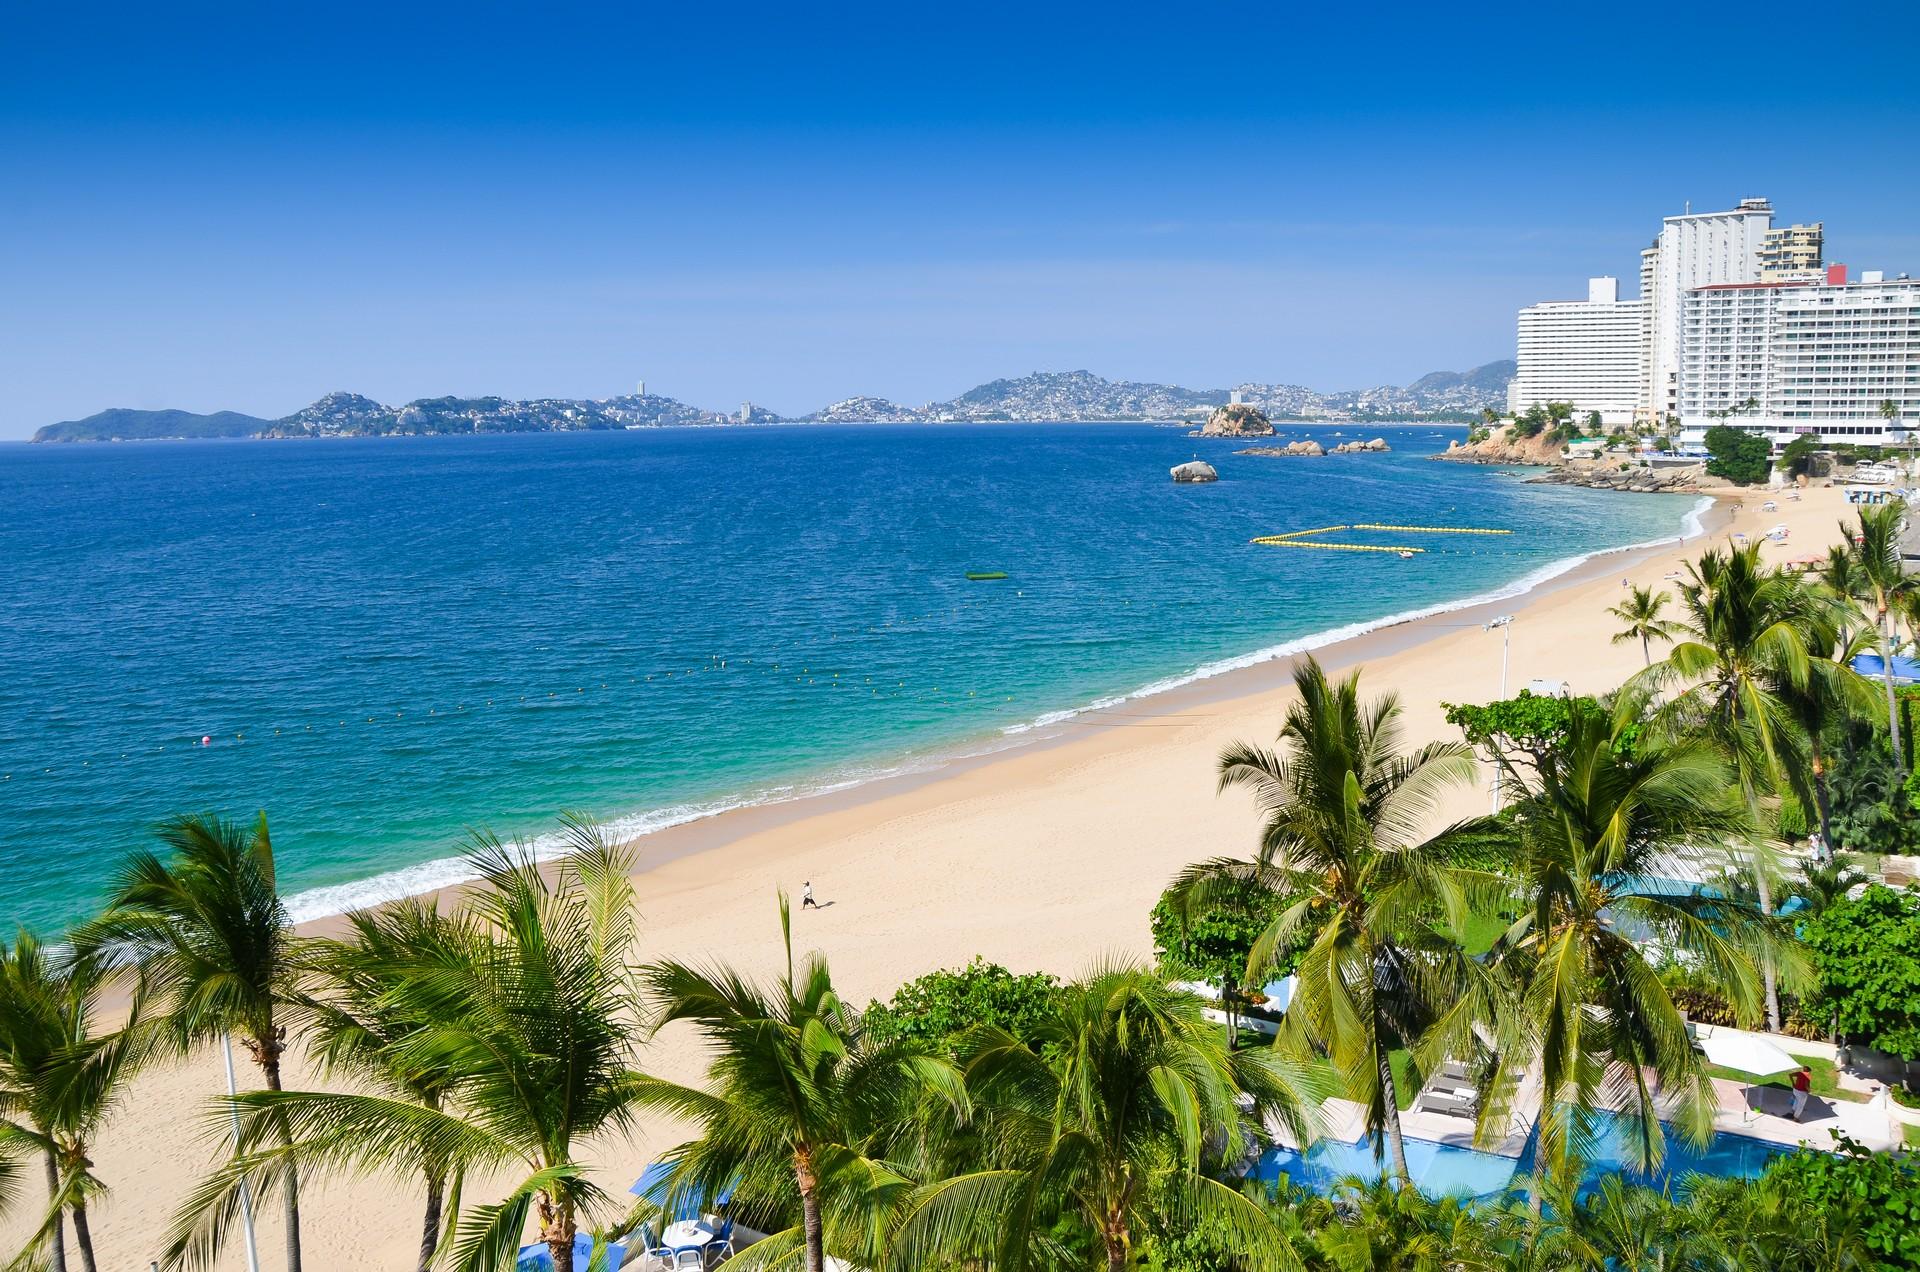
xmin=0 ymin=423 xmax=1699 ymax=932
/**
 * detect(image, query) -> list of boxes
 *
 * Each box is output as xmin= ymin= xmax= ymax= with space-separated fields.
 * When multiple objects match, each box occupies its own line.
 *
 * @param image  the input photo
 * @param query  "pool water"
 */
xmin=1248 ymin=1112 xmax=1793 ymax=1201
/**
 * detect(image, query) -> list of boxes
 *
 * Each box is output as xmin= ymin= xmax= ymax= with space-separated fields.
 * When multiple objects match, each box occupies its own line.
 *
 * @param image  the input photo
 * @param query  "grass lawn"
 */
xmin=1905 ymin=1123 xmax=1920 ymax=1148
xmin=1705 ymin=1054 xmax=1866 ymax=1104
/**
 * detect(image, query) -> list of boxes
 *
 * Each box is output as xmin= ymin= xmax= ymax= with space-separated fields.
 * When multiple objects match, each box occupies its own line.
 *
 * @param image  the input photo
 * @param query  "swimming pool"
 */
xmin=1247 ymin=1112 xmax=1794 ymax=1201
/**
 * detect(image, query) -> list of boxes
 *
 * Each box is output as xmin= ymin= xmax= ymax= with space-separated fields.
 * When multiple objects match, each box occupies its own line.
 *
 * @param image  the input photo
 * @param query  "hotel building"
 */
xmin=1676 ymin=266 xmax=1920 ymax=446
xmin=1506 ymin=277 xmax=1647 ymax=426
xmin=1640 ymin=198 xmax=1777 ymax=422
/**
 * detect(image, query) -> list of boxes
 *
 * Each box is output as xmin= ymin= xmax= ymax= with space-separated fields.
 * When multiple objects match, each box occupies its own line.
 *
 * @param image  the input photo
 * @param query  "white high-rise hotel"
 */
xmin=1509 ymin=196 xmax=1919 ymax=446
xmin=1506 ymin=277 xmax=1645 ymax=426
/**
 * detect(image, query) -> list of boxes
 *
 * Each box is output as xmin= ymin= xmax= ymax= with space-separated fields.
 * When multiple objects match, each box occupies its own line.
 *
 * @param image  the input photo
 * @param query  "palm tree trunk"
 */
xmin=259 ymin=1047 xmax=303 ymax=1272
xmin=796 ymin=1146 xmax=825 ymax=1272
xmin=69 ymin=1199 xmax=98 ymax=1272
xmin=1641 ymin=633 xmax=1652 ymax=667
xmin=1757 ymin=871 xmax=1781 ymax=1033
xmin=1880 ymin=607 xmax=1905 ymax=773
xmin=417 ymin=1165 xmax=444 ymax=1272
xmin=42 ymin=1149 xmax=67 ymax=1272
xmin=537 ymin=1192 xmax=574 ymax=1272
xmin=1103 ymin=1221 xmax=1130 ymax=1272
xmin=1376 ymin=1034 xmax=1411 ymax=1186
xmin=1810 ymin=749 xmax=1835 ymax=851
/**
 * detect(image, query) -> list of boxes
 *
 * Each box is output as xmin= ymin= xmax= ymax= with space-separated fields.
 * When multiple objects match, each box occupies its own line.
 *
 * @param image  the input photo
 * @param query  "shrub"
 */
xmin=1151 ymin=878 xmax=1300 ymax=990
xmin=1763 ymin=1133 xmax=1920 ymax=1270
xmin=862 ymin=957 xmax=1059 ymax=1053
xmin=1704 ymin=425 xmax=1772 ymax=485
xmin=1800 ymin=885 xmax=1920 ymax=1061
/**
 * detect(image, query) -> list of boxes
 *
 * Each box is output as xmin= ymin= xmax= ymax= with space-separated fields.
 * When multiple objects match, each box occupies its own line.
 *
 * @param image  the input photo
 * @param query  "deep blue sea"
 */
xmin=0 ymin=424 xmax=1698 ymax=932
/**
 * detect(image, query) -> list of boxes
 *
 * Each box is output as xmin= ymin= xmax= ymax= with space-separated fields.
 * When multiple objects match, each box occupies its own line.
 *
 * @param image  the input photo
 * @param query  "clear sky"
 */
xmin=3 ymin=1 xmax=1917 ymax=437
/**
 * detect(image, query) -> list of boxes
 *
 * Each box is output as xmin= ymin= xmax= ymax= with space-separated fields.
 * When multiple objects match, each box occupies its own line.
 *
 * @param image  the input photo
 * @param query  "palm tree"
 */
xmin=0 ymin=931 xmax=147 ymax=1272
xmin=1168 ymin=656 xmax=1488 ymax=1185
xmin=1437 ymin=697 xmax=1792 ymax=1181
xmin=894 ymin=965 xmax=1317 ymax=1272
xmin=1641 ymin=543 xmax=1825 ymax=1029
xmin=1775 ymin=620 xmax=1879 ymax=853
xmin=1793 ymin=856 xmax=1869 ymax=919
xmin=1841 ymin=502 xmax=1915 ymax=774
xmin=293 ymin=900 xmax=484 ymax=1272
xmin=161 ymin=817 xmax=649 ymax=1272
xmin=1606 ymin=585 xmax=1679 ymax=667
xmin=79 ymin=813 xmax=306 ymax=1272
xmin=634 ymin=897 xmax=967 ymax=1272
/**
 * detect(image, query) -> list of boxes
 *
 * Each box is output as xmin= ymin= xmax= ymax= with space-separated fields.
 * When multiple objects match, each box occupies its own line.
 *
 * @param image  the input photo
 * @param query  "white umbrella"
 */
xmin=1697 ymin=1030 xmax=1798 ymax=1077
xmin=1697 ymin=1030 xmax=1800 ymax=1121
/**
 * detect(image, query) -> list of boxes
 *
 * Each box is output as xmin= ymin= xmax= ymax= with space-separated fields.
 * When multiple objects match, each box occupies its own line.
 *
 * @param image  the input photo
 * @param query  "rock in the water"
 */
xmin=1330 ymin=437 xmax=1390 ymax=454
xmin=1170 ymin=460 xmax=1219 ymax=483
xmin=1235 ymin=439 xmax=1325 ymax=457
xmin=1199 ymin=404 xmax=1274 ymax=437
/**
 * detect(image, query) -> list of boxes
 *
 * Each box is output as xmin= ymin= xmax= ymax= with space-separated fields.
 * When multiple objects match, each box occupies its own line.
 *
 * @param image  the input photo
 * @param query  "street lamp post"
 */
xmin=1486 ymin=615 xmax=1514 ymax=812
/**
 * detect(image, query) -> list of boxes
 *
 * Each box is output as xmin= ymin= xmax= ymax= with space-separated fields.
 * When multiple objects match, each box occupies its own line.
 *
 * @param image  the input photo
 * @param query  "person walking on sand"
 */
xmin=802 ymin=880 xmax=818 ymax=910
xmin=1791 ymin=1066 xmax=1812 ymax=1120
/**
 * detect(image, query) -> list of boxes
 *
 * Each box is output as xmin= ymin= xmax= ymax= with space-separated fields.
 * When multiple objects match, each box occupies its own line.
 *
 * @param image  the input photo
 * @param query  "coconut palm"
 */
xmin=893 ymin=965 xmax=1318 ymax=1272
xmin=1606 ymin=585 xmax=1680 ymax=667
xmin=1167 ymin=656 xmax=1490 ymax=1185
xmin=0 ymin=931 xmax=148 ymax=1272
xmin=160 ymin=817 xmax=647 ymax=1272
xmin=1437 ymin=697 xmax=1791 ymax=1181
xmin=633 ymin=898 xmax=968 ymax=1272
xmin=1776 ymin=619 xmax=1881 ymax=853
xmin=1793 ymin=856 xmax=1870 ymax=920
xmin=1640 ymin=543 xmax=1826 ymax=1029
xmin=78 ymin=813 xmax=306 ymax=1272
xmin=1840 ymin=502 xmax=1915 ymax=774
xmin=291 ymin=900 xmax=485 ymax=1272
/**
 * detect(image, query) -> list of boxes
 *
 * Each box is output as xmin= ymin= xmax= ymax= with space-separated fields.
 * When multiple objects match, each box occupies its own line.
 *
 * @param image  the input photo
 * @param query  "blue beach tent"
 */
xmin=514 ymin=1233 xmax=627 ymax=1272
xmin=1851 ymin=653 xmax=1920 ymax=683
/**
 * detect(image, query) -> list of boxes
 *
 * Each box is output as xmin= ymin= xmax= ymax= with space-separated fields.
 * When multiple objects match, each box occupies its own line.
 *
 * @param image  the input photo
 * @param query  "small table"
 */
xmin=662 ymin=1221 xmax=714 ymax=1257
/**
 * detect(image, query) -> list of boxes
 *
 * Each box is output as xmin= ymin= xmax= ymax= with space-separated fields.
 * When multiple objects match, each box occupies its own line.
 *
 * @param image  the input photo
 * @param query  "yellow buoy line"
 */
xmin=1252 ymin=537 xmax=1424 ymax=555
xmin=1350 ymin=523 xmax=1513 ymax=536
xmin=1251 ymin=522 xmax=1513 ymax=555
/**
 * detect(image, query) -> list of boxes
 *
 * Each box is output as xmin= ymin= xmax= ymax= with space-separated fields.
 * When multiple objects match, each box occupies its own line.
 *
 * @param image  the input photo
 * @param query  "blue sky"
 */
xmin=3 ymin=1 xmax=1917 ymax=436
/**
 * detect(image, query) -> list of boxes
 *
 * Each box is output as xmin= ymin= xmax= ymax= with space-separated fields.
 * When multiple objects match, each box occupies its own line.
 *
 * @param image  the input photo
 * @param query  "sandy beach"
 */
xmin=14 ymin=483 xmax=1859 ymax=1270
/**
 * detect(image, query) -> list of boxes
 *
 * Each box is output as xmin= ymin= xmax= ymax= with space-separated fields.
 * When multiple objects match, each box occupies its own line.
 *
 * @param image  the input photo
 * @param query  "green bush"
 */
xmin=862 ymin=957 xmax=1059 ymax=1053
xmin=1150 ymin=878 xmax=1300 ymax=989
xmin=1801 ymin=886 xmax=1920 ymax=1061
xmin=1763 ymin=1134 xmax=1920 ymax=1270
xmin=1704 ymin=425 xmax=1772 ymax=485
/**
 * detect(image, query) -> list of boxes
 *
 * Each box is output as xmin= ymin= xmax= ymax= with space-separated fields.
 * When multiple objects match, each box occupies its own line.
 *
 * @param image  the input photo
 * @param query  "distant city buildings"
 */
xmin=1508 ymin=196 xmax=1918 ymax=447
xmin=1506 ymin=277 xmax=1645 ymax=427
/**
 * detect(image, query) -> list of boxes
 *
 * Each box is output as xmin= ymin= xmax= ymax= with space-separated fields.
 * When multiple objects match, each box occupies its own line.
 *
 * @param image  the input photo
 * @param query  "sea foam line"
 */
xmin=282 ymin=496 xmax=1715 ymax=926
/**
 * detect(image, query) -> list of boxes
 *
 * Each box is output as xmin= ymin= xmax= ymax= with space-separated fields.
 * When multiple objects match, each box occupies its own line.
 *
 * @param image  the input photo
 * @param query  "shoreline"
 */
xmin=39 ymin=483 xmax=1854 ymax=1270
xmin=283 ymin=491 xmax=1720 ymax=931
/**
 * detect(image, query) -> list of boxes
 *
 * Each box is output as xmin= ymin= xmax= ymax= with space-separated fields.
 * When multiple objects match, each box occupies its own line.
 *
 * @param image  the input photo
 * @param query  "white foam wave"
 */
xmin=282 ymin=497 xmax=1710 ymax=926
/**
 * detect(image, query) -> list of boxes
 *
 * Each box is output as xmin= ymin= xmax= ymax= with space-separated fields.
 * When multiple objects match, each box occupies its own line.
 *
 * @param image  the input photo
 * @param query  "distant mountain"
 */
xmin=30 ymin=363 xmax=1513 ymax=442
xmin=32 ymin=407 xmax=274 ymax=443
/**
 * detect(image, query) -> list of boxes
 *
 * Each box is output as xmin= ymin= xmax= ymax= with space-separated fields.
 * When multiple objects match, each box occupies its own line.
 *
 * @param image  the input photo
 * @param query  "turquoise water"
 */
xmin=0 ymin=424 xmax=1697 ymax=932
xmin=1250 ymin=1114 xmax=1792 ymax=1201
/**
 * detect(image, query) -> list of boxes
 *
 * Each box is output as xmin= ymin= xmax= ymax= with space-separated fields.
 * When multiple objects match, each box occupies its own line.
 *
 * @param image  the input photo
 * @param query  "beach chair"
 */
xmin=638 ymin=1226 xmax=676 ymax=1272
xmin=705 ymin=1217 xmax=735 ymax=1265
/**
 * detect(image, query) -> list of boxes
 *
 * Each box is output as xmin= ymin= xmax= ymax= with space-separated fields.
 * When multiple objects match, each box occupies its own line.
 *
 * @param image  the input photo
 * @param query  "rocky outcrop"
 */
xmin=1197 ymin=404 xmax=1275 ymax=437
xmin=1236 ymin=440 xmax=1325 ymax=457
xmin=1434 ymin=426 xmax=1568 ymax=467
xmin=1331 ymin=437 xmax=1390 ymax=454
xmin=1170 ymin=460 xmax=1219 ymax=483
xmin=1527 ymin=460 xmax=1719 ymax=494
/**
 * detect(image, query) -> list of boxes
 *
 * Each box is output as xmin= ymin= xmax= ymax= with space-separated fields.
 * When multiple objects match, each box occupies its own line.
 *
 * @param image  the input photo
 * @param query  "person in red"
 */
xmin=1790 ymin=1066 xmax=1812 ymax=1120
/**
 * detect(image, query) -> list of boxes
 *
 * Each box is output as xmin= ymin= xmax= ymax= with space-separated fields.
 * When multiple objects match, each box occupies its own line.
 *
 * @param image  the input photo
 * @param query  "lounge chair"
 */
xmin=705 ymin=1217 xmax=735 ymax=1265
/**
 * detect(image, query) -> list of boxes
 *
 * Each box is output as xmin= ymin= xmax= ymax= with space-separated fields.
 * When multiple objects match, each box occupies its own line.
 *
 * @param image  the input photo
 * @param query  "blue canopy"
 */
xmin=1852 ymin=653 xmax=1920 ymax=683
xmin=514 ymin=1233 xmax=627 ymax=1272
xmin=630 ymin=1161 xmax=737 ymax=1223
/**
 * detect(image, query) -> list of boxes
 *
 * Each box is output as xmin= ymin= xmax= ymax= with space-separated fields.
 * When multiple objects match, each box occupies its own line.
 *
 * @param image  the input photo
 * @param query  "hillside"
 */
xmin=32 ymin=408 xmax=274 ymax=443
xmin=30 ymin=363 xmax=1515 ymax=441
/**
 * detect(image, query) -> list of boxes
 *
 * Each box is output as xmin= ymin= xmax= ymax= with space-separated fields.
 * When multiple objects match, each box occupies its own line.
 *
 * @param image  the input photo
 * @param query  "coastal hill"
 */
xmin=30 ymin=363 xmax=1514 ymax=442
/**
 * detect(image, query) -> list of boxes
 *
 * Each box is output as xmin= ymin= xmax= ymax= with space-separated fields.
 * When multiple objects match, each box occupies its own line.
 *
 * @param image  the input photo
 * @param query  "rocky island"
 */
xmin=1235 ymin=437 xmax=1389 ymax=457
xmin=1169 ymin=460 xmax=1219 ymax=483
xmin=1194 ymin=404 xmax=1275 ymax=437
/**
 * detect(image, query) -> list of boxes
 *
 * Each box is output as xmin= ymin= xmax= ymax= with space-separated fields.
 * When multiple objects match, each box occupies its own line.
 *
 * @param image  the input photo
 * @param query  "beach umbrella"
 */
xmin=514 ymin=1233 xmax=627 ymax=1272
xmin=1697 ymin=1029 xmax=1799 ymax=1121
xmin=630 ymin=1160 xmax=737 ymax=1223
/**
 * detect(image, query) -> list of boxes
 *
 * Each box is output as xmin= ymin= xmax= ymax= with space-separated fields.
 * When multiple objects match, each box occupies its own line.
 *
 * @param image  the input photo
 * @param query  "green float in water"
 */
xmin=965 ymin=571 xmax=1008 ymax=581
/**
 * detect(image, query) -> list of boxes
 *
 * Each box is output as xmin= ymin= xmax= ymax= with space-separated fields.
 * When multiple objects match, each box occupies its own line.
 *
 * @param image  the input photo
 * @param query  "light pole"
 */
xmin=1486 ymin=615 xmax=1514 ymax=812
